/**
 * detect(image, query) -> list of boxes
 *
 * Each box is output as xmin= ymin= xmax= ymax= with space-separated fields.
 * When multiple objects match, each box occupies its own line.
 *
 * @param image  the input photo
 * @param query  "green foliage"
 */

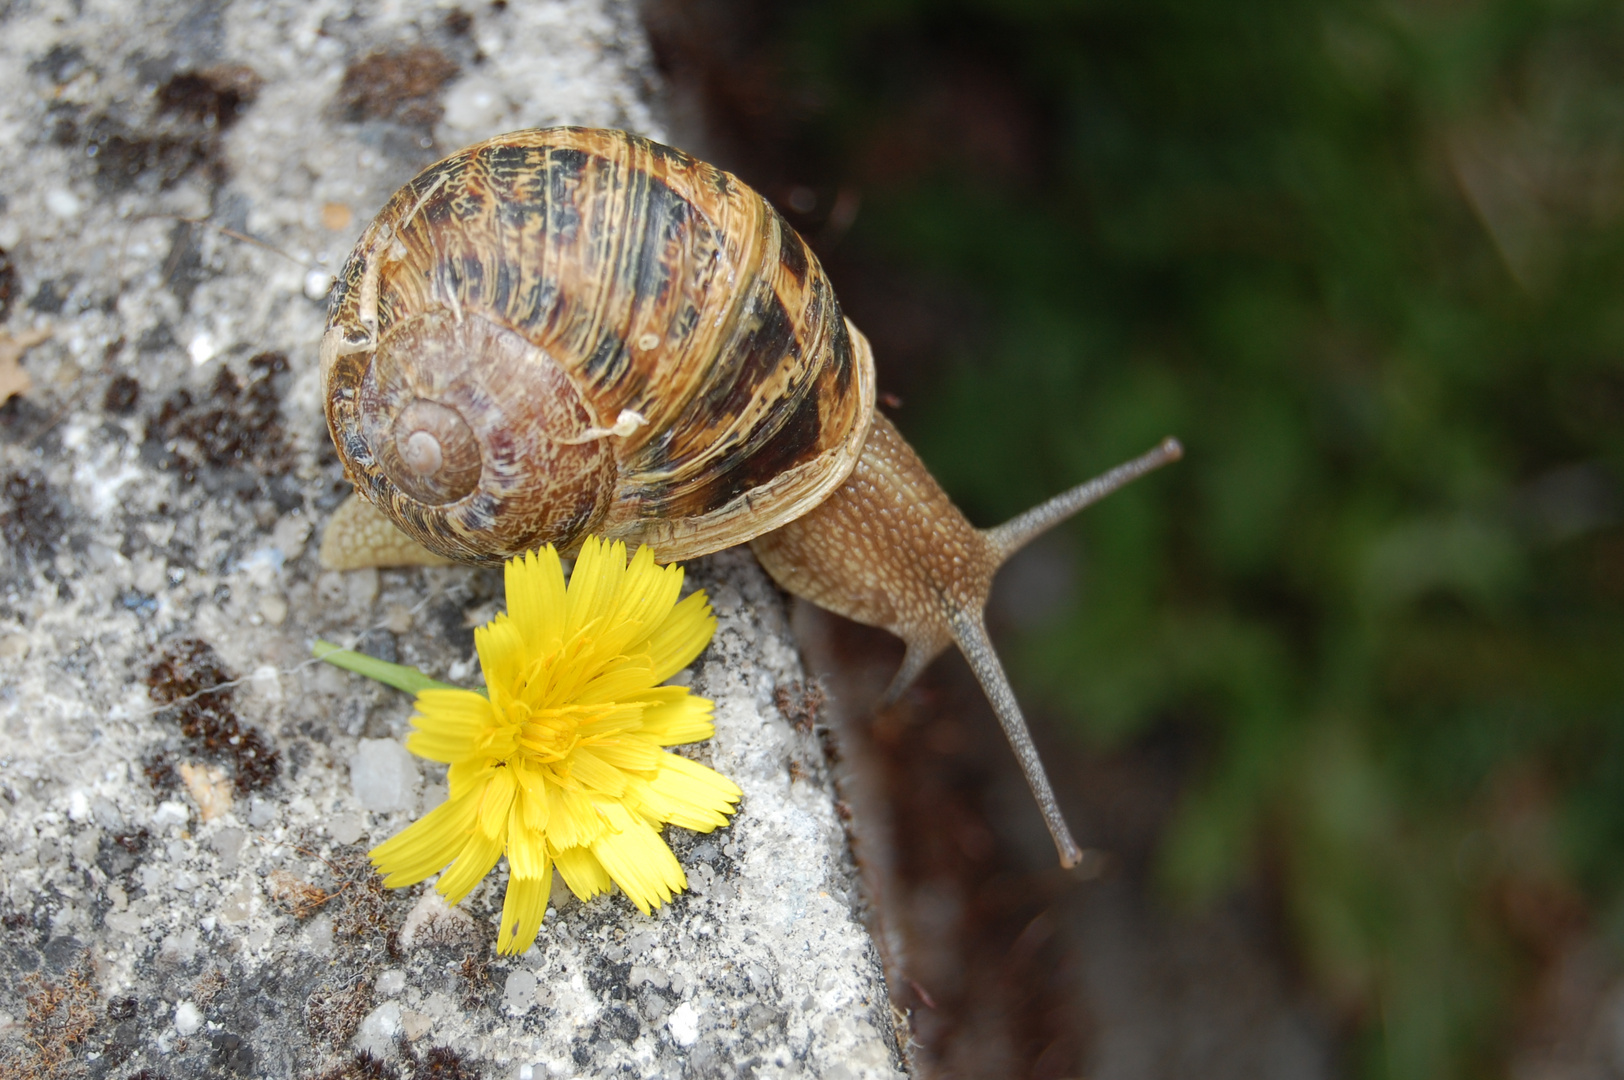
xmin=769 ymin=0 xmax=1624 ymax=1073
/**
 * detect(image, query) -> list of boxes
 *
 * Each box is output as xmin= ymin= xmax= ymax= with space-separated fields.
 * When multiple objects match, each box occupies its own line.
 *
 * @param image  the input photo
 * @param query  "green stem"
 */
xmin=312 ymin=639 xmax=472 ymax=696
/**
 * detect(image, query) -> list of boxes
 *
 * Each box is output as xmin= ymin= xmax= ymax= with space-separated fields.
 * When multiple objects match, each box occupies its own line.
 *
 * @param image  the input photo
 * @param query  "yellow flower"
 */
xmin=368 ymin=538 xmax=740 ymax=954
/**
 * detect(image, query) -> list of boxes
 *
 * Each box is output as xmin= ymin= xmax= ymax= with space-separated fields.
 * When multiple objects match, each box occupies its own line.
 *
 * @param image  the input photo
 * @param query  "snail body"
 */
xmin=320 ymin=128 xmax=1181 ymax=866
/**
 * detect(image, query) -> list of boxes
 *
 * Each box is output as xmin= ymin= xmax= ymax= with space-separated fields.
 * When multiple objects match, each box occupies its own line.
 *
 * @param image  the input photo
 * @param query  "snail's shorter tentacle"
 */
xmin=878 ymin=641 xmax=944 ymax=709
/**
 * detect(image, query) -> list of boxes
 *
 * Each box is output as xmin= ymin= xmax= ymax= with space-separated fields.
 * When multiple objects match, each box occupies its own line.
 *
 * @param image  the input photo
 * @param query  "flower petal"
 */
xmin=574 ymin=703 xmax=645 ymax=738
xmin=477 ymin=765 xmax=519 ymax=839
xmin=507 ymin=798 xmax=550 ymax=879
xmin=590 ymin=737 xmax=662 ymax=774
xmin=636 ymin=690 xmax=715 ymax=746
xmin=590 ymin=802 xmax=686 ymax=914
xmin=434 ymin=825 xmax=506 ymax=905
xmin=506 ymin=547 xmax=567 ymax=654
xmin=564 ymin=537 xmax=624 ymax=642
xmin=593 ymin=545 xmax=684 ymax=657
xmin=573 ymin=657 xmax=659 ymax=705
xmin=497 ymin=864 xmax=552 ymax=955
xmin=370 ymin=788 xmax=481 ymax=887
xmin=647 ymin=752 xmax=742 ymax=832
xmin=407 ymin=688 xmax=496 ymax=764
xmin=567 ymin=746 xmax=629 ymax=797
xmin=475 ymin=616 xmax=528 ymax=707
xmin=545 ymin=784 xmax=607 ymax=850
xmin=552 ymin=843 xmax=612 ymax=902
xmin=643 ymin=591 xmax=717 ymax=682
xmin=514 ymin=763 xmax=550 ymax=833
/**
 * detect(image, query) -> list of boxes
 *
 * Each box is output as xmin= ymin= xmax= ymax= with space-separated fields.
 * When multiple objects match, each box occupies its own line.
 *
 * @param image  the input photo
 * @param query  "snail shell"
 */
xmin=321 ymin=127 xmax=875 ymax=565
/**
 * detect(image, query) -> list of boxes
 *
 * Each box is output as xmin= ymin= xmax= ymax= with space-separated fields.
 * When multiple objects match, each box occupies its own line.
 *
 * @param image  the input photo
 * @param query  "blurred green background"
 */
xmin=652 ymin=0 xmax=1624 ymax=1075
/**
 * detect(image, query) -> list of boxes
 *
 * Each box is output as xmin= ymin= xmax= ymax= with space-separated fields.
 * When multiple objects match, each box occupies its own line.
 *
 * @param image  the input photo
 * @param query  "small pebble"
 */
xmin=349 ymin=738 xmax=421 ymax=813
xmin=355 ymin=1001 xmax=401 ymax=1057
xmin=667 ymin=1001 xmax=700 ymax=1047
xmin=328 ymin=812 xmax=366 ymax=845
xmin=503 ymin=970 xmax=537 ymax=1013
xmin=45 ymin=188 xmax=82 ymax=218
xmin=188 ymin=332 xmax=216 ymax=365
xmin=174 ymin=1000 xmax=202 ymax=1036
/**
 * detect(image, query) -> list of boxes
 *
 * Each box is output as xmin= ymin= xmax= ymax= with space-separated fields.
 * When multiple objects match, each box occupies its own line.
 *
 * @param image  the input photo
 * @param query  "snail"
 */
xmin=318 ymin=127 xmax=1182 ymax=867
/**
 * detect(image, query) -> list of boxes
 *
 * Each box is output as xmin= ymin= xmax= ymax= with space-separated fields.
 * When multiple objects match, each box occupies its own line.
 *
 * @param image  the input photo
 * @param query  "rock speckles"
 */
xmin=0 ymin=0 xmax=903 ymax=1076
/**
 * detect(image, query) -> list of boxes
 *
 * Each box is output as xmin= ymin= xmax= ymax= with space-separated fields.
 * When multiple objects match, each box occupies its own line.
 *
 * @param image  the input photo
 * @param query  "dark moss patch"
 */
xmin=311 ymin=1052 xmax=399 ymax=1080
xmin=596 ymin=1004 xmax=641 ymax=1042
xmin=0 ymin=470 xmax=66 ymax=569
xmin=144 ymin=639 xmax=280 ymax=795
xmin=160 ymin=220 xmax=208 ymax=311
xmin=334 ymin=47 xmax=459 ymax=129
xmin=455 ymin=952 xmax=497 ymax=1011
xmin=27 ymin=276 xmax=75 ymax=315
xmin=286 ymin=845 xmax=414 ymax=961
xmin=141 ymin=750 xmax=180 ymax=795
xmin=443 ymin=8 xmax=474 ymax=36
xmin=156 ymin=65 xmax=262 ymax=129
xmin=0 ymin=245 xmax=16 ymax=323
xmin=0 ymin=958 xmax=99 ymax=1079
xmin=585 ymin=956 xmax=634 ymax=1001
xmin=408 ymin=1045 xmax=480 ymax=1080
xmin=73 ymin=65 xmax=261 ymax=194
xmin=773 ymin=678 xmax=827 ymax=732
xmin=136 ymin=322 xmax=176 ymax=356
xmin=29 ymin=44 xmax=88 ymax=85
xmin=103 ymin=374 xmax=141 ymax=415
xmin=83 ymin=113 xmax=217 ymax=193
xmin=143 ymin=351 xmax=293 ymax=489
xmin=95 ymin=829 xmax=151 ymax=885
xmin=0 ymin=396 xmax=55 ymax=447
xmin=210 ymin=1030 xmax=254 ymax=1074
xmin=304 ymin=977 xmax=375 ymax=1049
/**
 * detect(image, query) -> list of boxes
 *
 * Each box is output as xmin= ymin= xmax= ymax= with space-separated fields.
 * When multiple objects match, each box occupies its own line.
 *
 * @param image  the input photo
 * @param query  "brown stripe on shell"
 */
xmin=774 ymin=208 xmax=810 ymax=284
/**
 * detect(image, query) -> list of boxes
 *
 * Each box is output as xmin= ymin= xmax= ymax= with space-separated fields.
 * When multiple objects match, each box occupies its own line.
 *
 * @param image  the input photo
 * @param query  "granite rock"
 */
xmin=0 ymin=1 xmax=905 ymax=1076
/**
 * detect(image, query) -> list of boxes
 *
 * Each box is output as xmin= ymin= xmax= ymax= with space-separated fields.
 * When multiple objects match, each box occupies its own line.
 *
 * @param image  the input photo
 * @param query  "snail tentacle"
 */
xmin=949 ymin=611 xmax=1084 ymax=868
xmin=985 ymin=436 xmax=1185 ymax=562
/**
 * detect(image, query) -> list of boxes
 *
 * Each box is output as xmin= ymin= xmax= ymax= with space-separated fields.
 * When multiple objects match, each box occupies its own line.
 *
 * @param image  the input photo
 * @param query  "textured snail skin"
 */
xmin=752 ymin=413 xmax=990 ymax=665
xmin=751 ymin=413 xmax=1083 ymax=864
xmin=321 ymin=127 xmax=1183 ymax=866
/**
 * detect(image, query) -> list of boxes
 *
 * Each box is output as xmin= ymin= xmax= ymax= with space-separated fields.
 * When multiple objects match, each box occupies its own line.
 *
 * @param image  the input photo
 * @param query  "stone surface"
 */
xmin=0 ymin=1 xmax=905 ymax=1076
xmin=349 ymin=737 xmax=421 ymax=814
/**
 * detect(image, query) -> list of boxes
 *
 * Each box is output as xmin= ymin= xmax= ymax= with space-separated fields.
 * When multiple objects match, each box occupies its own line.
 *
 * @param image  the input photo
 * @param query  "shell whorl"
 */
xmin=328 ymin=310 xmax=618 ymax=564
xmin=380 ymin=400 xmax=478 ymax=504
xmin=322 ymin=127 xmax=875 ymax=563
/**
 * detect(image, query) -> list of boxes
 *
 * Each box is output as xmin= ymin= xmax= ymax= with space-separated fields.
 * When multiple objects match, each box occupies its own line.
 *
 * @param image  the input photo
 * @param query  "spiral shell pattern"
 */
xmin=322 ymin=127 xmax=876 ymax=564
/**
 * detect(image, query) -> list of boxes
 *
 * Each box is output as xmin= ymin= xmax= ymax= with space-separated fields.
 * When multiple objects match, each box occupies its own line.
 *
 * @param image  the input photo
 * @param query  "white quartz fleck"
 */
xmin=174 ymin=1001 xmax=203 ymax=1037
xmin=667 ymin=1001 xmax=701 ymax=1047
xmin=348 ymin=737 xmax=421 ymax=813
